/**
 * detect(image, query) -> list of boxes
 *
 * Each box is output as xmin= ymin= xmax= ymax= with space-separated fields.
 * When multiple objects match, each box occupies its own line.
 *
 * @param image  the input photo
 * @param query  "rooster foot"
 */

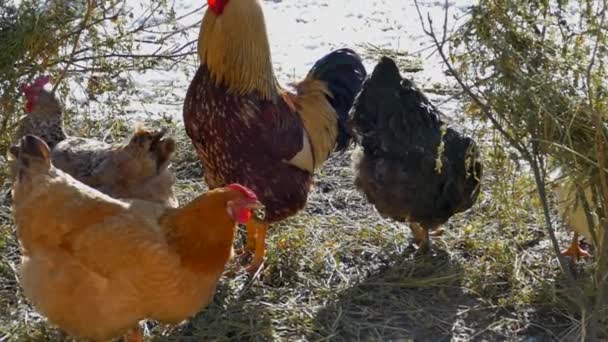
xmin=228 ymin=248 xmax=265 ymax=275
xmin=236 ymin=248 xmax=254 ymax=264
xmin=234 ymin=247 xmax=252 ymax=257
xmin=245 ymin=260 xmax=264 ymax=275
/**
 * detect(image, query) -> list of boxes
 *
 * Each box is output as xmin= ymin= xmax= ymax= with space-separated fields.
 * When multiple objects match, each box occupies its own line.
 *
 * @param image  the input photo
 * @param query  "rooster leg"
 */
xmin=409 ymin=223 xmax=431 ymax=253
xmin=245 ymin=221 xmax=267 ymax=274
xmin=122 ymin=325 xmax=143 ymax=342
xmin=245 ymin=220 xmax=257 ymax=251
xmin=561 ymin=233 xmax=591 ymax=260
xmin=235 ymin=221 xmax=257 ymax=256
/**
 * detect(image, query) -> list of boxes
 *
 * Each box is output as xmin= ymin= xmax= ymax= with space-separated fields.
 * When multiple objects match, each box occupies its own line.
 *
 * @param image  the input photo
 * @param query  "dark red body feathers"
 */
xmin=183 ymin=65 xmax=311 ymax=222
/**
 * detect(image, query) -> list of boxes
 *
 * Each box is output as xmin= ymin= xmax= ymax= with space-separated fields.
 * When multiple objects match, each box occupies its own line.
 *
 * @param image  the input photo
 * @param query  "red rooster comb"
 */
xmin=208 ymin=0 xmax=228 ymax=15
xmin=227 ymin=183 xmax=257 ymax=200
xmin=21 ymin=75 xmax=51 ymax=94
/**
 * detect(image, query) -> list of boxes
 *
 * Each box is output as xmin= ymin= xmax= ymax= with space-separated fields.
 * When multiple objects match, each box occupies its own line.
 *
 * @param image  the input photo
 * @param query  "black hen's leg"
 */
xmin=409 ymin=223 xmax=431 ymax=253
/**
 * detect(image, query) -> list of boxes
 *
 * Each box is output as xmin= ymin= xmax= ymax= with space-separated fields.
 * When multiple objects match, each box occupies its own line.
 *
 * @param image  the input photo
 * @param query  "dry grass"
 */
xmin=0 ymin=118 xmax=593 ymax=341
xmin=0 ymin=67 xmax=603 ymax=342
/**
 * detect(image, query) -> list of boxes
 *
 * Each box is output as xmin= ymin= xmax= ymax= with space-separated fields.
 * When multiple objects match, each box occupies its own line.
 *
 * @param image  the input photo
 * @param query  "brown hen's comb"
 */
xmin=227 ymin=184 xmax=257 ymax=200
xmin=21 ymin=75 xmax=51 ymax=94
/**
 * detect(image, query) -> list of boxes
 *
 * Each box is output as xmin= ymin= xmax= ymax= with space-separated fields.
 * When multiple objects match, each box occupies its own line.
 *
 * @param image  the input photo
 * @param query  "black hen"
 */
xmin=350 ymin=56 xmax=483 ymax=252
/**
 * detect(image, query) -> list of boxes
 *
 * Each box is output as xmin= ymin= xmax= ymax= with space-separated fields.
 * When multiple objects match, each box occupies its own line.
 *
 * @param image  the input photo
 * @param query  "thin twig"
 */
xmin=413 ymin=0 xmax=579 ymax=284
xmin=52 ymin=0 xmax=95 ymax=93
xmin=413 ymin=0 xmax=529 ymax=159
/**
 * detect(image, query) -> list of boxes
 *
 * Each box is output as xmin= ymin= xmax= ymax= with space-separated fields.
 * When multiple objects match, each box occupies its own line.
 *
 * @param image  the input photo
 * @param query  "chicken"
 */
xmin=553 ymin=174 xmax=601 ymax=259
xmin=11 ymin=134 xmax=263 ymax=341
xmin=350 ymin=57 xmax=483 ymax=252
xmin=53 ymin=125 xmax=178 ymax=207
xmin=15 ymin=75 xmax=66 ymax=149
xmin=15 ymin=76 xmax=178 ymax=206
xmin=183 ymin=0 xmax=366 ymax=271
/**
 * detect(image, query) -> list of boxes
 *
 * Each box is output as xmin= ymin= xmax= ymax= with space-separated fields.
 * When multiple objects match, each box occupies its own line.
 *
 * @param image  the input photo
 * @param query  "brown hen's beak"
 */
xmin=247 ymin=200 xmax=266 ymax=221
xmin=150 ymin=128 xmax=167 ymax=145
xmin=246 ymin=200 xmax=264 ymax=210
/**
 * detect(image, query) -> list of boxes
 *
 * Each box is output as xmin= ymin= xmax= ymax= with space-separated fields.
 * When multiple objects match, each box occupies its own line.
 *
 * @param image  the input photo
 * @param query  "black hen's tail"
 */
xmin=307 ymin=48 xmax=367 ymax=151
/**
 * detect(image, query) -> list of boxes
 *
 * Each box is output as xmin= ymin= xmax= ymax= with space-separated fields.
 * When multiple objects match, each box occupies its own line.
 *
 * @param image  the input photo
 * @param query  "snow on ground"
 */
xmin=122 ymin=0 xmax=476 ymax=122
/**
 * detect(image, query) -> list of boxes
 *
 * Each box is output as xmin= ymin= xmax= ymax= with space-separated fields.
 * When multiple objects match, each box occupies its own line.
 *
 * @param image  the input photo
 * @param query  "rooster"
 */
xmin=183 ymin=0 xmax=366 ymax=271
xmin=15 ymin=76 xmax=177 ymax=206
xmin=350 ymin=57 xmax=483 ymax=252
xmin=11 ymin=134 xmax=263 ymax=342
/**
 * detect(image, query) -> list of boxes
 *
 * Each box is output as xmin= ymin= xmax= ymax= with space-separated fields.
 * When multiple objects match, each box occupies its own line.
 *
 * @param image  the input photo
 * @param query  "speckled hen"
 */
xmin=14 ymin=76 xmax=178 ymax=207
xmin=183 ymin=0 xmax=366 ymax=271
xmin=15 ymin=76 xmax=66 ymax=149
xmin=11 ymin=135 xmax=262 ymax=342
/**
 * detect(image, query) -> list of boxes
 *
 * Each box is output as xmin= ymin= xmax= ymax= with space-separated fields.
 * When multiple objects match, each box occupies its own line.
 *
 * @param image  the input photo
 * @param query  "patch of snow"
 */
xmin=121 ymin=0 xmax=475 ymax=120
xmin=14 ymin=0 xmax=476 ymax=122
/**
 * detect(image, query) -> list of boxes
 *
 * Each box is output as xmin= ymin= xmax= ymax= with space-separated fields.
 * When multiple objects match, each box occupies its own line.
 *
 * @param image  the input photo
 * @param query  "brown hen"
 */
xmin=11 ymin=135 xmax=262 ymax=341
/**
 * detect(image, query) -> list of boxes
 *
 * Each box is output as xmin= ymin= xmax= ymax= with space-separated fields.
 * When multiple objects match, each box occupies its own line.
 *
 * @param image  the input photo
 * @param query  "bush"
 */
xmin=0 ymin=0 xmax=198 ymax=153
xmin=416 ymin=0 xmax=608 ymax=339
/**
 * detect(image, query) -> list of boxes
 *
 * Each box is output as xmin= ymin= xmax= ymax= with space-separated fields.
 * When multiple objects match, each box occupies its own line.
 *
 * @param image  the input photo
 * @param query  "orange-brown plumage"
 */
xmin=11 ymin=135 xmax=262 ymax=341
xmin=183 ymin=0 xmax=366 ymax=271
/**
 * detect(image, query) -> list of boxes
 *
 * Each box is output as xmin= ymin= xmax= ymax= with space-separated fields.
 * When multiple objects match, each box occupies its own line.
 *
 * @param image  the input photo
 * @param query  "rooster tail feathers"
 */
xmin=307 ymin=48 xmax=367 ymax=151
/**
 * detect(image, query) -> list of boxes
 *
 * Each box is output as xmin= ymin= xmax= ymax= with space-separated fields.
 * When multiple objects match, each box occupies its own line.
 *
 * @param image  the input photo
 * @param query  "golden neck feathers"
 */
xmin=198 ymin=0 xmax=277 ymax=100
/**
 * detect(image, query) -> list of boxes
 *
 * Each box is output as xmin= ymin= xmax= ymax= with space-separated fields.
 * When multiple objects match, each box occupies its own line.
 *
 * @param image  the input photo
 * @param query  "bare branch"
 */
xmin=52 ymin=0 xmax=95 ymax=93
xmin=413 ymin=0 xmax=580 ymax=285
xmin=414 ymin=0 xmax=528 ymax=158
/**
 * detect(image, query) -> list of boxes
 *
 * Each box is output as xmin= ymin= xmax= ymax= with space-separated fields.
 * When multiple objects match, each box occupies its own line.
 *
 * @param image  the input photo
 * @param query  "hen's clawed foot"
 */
xmin=561 ymin=233 xmax=591 ymax=261
xmin=409 ymin=223 xmax=432 ymax=255
xmin=429 ymin=228 xmax=445 ymax=237
xmin=413 ymin=237 xmax=432 ymax=255
xmin=561 ymin=240 xmax=591 ymax=261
